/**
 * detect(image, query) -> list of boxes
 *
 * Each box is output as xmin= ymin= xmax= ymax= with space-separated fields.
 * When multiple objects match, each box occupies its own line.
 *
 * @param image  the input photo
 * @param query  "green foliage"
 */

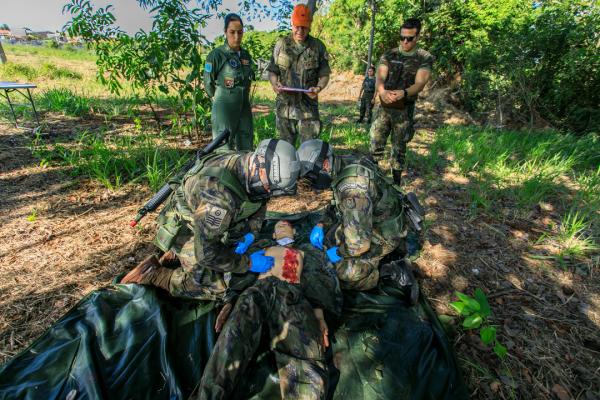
xmin=39 ymin=63 xmax=82 ymax=80
xmin=319 ymin=0 xmax=600 ymax=132
xmin=29 ymin=130 xmax=189 ymax=190
xmin=63 ymin=0 xmax=212 ymax=133
xmin=38 ymin=89 xmax=92 ymax=117
xmin=451 ymin=289 xmax=507 ymax=359
xmin=0 ymin=61 xmax=83 ymax=81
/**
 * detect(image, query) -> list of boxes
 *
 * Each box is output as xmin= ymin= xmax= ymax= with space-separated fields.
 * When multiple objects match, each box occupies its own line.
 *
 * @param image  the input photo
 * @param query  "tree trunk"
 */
xmin=0 ymin=42 xmax=7 ymax=64
xmin=366 ymin=0 xmax=376 ymax=75
xmin=307 ymin=0 xmax=318 ymax=15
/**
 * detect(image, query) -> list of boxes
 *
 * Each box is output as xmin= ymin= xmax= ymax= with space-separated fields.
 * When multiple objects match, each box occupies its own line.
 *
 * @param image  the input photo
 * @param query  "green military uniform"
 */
xmin=323 ymin=155 xmax=414 ymax=290
xmin=267 ymin=35 xmax=331 ymax=146
xmin=204 ymin=44 xmax=255 ymax=151
xmin=196 ymin=242 xmax=342 ymax=400
xmin=369 ymin=47 xmax=434 ymax=172
xmin=358 ymin=75 xmax=376 ymax=123
xmin=154 ymin=152 xmax=266 ymax=300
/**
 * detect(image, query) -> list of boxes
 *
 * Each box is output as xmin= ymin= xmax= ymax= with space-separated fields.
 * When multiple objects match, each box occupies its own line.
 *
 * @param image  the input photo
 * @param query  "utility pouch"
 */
xmin=154 ymin=200 xmax=183 ymax=252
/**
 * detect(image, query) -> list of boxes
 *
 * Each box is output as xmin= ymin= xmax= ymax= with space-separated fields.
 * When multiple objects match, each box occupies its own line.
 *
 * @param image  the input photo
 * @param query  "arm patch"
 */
xmin=205 ymin=205 xmax=227 ymax=229
xmin=204 ymin=62 xmax=213 ymax=73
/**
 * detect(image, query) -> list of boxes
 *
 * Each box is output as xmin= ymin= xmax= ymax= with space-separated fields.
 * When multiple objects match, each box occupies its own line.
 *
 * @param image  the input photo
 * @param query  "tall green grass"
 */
xmin=0 ymin=61 xmax=82 ymax=81
xmin=2 ymin=43 xmax=96 ymax=62
xmin=30 ymin=130 xmax=189 ymax=191
xmin=37 ymin=89 xmax=92 ymax=117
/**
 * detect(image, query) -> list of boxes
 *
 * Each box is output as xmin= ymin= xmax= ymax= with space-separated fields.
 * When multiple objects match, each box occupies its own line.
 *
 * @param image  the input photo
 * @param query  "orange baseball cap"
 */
xmin=291 ymin=4 xmax=312 ymax=28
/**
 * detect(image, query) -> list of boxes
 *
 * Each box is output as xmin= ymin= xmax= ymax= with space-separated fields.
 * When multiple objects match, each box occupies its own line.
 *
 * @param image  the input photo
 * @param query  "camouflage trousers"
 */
xmin=358 ymin=92 xmax=375 ymax=122
xmin=165 ymin=229 xmax=228 ymax=301
xmin=329 ymin=223 xmax=405 ymax=291
xmin=276 ymin=115 xmax=321 ymax=147
xmin=196 ymin=277 xmax=327 ymax=400
xmin=369 ymin=103 xmax=415 ymax=171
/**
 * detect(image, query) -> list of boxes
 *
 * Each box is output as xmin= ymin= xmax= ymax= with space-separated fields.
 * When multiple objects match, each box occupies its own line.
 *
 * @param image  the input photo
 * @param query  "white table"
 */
xmin=0 ymin=81 xmax=40 ymax=127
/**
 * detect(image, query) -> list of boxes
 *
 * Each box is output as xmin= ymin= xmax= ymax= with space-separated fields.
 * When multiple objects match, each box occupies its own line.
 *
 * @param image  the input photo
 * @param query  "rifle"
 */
xmin=130 ymin=129 xmax=230 ymax=227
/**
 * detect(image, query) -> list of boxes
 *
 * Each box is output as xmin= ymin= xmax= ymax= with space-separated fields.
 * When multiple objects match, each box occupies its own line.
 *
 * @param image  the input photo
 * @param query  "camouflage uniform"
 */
xmin=369 ymin=48 xmax=434 ymax=172
xmin=196 ymin=242 xmax=342 ymax=400
xmin=153 ymin=152 xmax=266 ymax=301
xmin=358 ymin=75 xmax=376 ymax=123
xmin=267 ymin=35 xmax=331 ymax=146
xmin=323 ymin=155 xmax=413 ymax=290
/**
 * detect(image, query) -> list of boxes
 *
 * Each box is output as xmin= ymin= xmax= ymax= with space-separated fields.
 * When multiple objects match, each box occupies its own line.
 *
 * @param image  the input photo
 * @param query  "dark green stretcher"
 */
xmin=0 ymin=212 xmax=468 ymax=399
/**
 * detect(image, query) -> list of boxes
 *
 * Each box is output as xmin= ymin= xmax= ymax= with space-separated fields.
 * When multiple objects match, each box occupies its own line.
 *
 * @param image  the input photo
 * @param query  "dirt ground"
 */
xmin=1 ymin=77 xmax=599 ymax=399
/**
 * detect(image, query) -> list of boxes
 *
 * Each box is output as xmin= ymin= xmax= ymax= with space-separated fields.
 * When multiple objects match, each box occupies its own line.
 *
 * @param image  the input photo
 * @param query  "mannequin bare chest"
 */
xmin=259 ymin=246 xmax=304 ymax=284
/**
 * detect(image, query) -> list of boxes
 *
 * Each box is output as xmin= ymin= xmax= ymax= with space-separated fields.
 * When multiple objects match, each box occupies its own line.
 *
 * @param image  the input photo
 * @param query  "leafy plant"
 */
xmin=450 ymin=288 xmax=507 ymax=359
xmin=63 ymin=0 xmax=212 ymax=134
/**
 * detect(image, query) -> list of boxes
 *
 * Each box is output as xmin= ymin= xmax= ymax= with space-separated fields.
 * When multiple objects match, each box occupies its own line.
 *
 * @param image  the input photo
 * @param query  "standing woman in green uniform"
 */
xmin=204 ymin=14 xmax=255 ymax=150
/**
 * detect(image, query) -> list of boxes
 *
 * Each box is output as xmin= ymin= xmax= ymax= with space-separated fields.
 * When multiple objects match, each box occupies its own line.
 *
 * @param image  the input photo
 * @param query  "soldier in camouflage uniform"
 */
xmin=195 ymin=220 xmax=342 ymax=400
xmin=267 ymin=4 xmax=331 ymax=146
xmin=298 ymin=140 xmax=423 ymax=291
xmin=369 ymin=18 xmax=434 ymax=185
xmin=121 ymin=139 xmax=301 ymax=301
xmin=357 ymin=66 xmax=376 ymax=124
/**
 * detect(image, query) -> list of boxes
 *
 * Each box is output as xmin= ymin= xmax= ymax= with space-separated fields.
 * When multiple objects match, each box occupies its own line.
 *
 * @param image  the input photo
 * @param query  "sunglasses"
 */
xmin=400 ymin=35 xmax=415 ymax=42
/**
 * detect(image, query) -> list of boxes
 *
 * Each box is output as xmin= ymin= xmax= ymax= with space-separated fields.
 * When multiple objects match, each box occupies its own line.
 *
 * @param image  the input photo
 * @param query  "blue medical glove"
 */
xmin=310 ymin=225 xmax=324 ymax=250
xmin=326 ymin=246 xmax=342 ymax=263
xmin=234 ymin=233 xmax=255 ymax=254
xmin=249 ymin=250 xmax=275 ymax=273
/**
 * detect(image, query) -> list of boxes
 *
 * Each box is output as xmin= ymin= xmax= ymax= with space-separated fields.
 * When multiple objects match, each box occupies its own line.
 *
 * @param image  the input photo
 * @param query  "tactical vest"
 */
xmin=154 ymin=152 xmax=263 ymax=252
xmin=331 ymin=157 xmax=407 ymax=239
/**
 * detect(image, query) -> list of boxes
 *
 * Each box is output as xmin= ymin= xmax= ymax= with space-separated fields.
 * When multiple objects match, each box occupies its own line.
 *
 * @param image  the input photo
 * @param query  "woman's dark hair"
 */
xmin=401 ymin=18 xmax=421 ymax=35
xmin=224 ymin=13 xmax=243 ymax=30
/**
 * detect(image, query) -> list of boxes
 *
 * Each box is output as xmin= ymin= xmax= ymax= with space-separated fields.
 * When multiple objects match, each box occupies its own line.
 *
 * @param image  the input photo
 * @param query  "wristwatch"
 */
xmin=403 ymin=89 xmax=408 ymax=98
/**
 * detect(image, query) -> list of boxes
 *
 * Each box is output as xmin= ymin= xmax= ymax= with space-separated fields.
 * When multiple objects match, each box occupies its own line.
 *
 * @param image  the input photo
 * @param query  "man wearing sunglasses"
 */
xmin=369 ymin=18 xmax=434 ymax=185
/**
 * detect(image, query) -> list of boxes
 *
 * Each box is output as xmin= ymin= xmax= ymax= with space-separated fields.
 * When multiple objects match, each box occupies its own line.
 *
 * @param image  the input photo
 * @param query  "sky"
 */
xmin=0 ymin=0 xmax=280 ymax=40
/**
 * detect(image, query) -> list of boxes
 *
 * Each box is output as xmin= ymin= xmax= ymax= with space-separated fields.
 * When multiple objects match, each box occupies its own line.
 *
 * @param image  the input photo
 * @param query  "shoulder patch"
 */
xmin=205 ymin=205 xmax=227 ymax=229
xmin=204 ymin=62 xmax=213 ymax=73
xmin=338 ymin=182 xmax=368 ymax=193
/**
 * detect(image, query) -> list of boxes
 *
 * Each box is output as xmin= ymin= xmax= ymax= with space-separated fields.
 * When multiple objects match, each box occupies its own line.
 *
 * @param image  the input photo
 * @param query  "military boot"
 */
xmin=392 ymin=169 xmax=403 ymax=185
xmin=121 ymin=255 xmax=173 ymax=291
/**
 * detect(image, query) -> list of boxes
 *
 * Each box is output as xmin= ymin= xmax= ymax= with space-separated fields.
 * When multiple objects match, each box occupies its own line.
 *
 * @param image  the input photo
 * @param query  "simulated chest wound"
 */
xmin=282 ymin=248 xmax=301 ymax=284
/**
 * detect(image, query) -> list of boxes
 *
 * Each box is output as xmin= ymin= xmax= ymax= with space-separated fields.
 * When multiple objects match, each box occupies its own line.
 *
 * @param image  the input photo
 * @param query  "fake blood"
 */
xmin=282 ymin=248 xmax=300 ymax=283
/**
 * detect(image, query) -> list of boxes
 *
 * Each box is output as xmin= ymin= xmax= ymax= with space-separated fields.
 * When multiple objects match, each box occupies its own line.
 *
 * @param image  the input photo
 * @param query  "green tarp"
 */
xmin=0 ymin=212 xmax=468 ymax=399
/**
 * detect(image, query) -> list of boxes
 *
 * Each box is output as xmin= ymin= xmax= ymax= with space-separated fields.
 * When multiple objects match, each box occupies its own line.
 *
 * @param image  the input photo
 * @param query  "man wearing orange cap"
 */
xmin=267 ymin=4 xmax=331 ymax=147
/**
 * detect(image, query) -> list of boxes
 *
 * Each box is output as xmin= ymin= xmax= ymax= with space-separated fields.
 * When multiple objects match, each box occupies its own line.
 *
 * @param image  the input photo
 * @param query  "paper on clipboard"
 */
xmin=280 ymin=86 xmax=315 ymax=93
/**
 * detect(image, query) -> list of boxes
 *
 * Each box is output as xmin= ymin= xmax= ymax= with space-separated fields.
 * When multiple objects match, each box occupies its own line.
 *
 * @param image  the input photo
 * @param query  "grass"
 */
xmin=2 ymin=42 xmax=96 ymax=62
xmin=422 ymin=125 xmax=599 ymax=262
xmin=30 ymin=130 xmax=190 ymax=191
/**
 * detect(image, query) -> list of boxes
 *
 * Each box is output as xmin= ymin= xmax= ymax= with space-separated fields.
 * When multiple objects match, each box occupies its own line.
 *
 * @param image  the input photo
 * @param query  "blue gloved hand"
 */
xmin=234 ymin=233 xmax=255 ymax=255
xmin=249 ymin=250 xmax=275 ymax=273
xmin=326 ymin=246 xmax=342 ymax=263
xmin=310 ymin=225 xmax=324 ymax=250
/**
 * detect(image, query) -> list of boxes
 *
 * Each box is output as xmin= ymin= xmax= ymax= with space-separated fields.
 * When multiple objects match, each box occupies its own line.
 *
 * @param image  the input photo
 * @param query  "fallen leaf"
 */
xmin=490 ymin=381 xmax=501 ymax=393
xmin=551 ymin=383 xmax=571 ymax=400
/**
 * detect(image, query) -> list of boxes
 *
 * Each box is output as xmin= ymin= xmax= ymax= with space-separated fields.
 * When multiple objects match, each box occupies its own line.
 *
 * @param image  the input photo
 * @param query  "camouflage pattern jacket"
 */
xmin=267 ymin=34 xmax=331 ymax=120
xmin=324 ymin=155 xmax=407 ymax=258
xmin=155 ymin=152 xmax=266 ymax=273
xmin=378 ymin=47 xmax=434 ymax=109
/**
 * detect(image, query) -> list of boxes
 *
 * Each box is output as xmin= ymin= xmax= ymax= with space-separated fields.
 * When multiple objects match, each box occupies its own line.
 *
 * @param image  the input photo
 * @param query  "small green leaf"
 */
xmin=480 ymin=326 xmax=496 ymax=345
xmin=493 ymin=342 xmax=507 ymax=359
xmin=474 ymin=288 xmax=491 ymax=318
xmin=456 ymin=292 xmax=480 ymax=311
xmin=463 ymin=315 xmax=483 ymax=329
xmin=450 ymin=301 xmax=473 ymax=316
